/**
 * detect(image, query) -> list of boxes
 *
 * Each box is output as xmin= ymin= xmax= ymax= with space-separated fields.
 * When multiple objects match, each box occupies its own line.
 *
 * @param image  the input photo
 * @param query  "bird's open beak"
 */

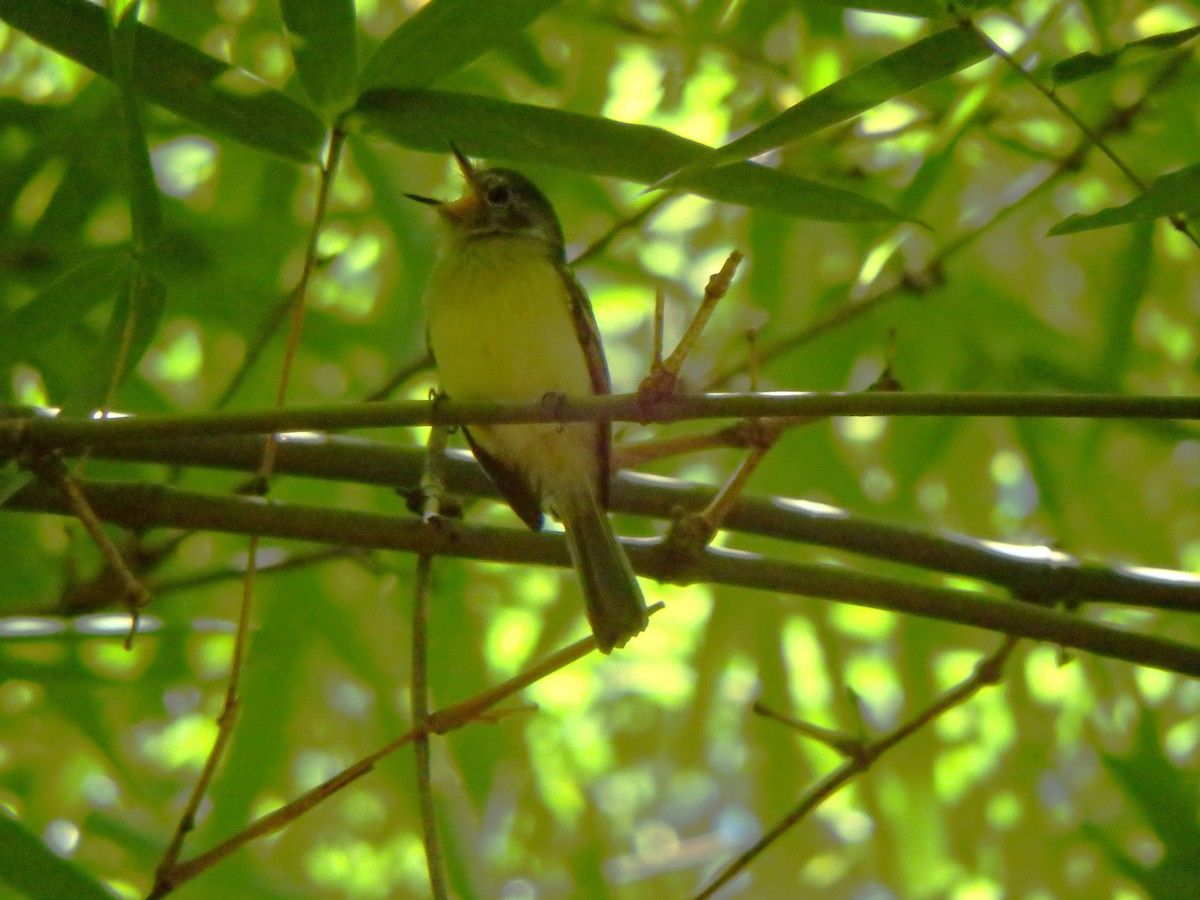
xmin=437 ymin=143 xmax=483 ymax=222
xmin=402 ymin=144 xmax=484 ymax=223
xmin=450 ymin=143 xmax=478 ymax=187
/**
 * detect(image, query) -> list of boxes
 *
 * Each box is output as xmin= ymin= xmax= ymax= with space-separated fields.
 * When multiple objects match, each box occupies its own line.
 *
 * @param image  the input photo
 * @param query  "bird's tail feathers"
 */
xmin=558 ymin=487 xmax=649 ymax=653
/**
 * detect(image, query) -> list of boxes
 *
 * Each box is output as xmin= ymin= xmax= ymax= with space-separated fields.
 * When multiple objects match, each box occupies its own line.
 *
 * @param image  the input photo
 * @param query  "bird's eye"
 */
xmin=486 ymin=185 xmax=510 ymax=205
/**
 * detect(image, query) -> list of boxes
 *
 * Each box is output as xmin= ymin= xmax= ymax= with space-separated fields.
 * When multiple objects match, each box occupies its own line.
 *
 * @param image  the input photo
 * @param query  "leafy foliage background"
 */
xmin=2 ymin=0 xmax=1200 ymax=898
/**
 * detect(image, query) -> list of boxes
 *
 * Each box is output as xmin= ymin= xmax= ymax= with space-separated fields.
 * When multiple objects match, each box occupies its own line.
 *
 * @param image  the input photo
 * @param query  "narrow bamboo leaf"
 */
xmin=897 ymin=82 xmax=988 ymax=216
xmin=1051 ymin=26 xmax=1200 ymax=85
xmin=0 ymin=468 xmax=34 ymax=508
xmin=0 ymin=0 xmax=326 ymax=163
xmin=1098 ymin=714 xmax=1200 ymax=880
xmin=817 ymin=0 xmax=949 ymax=17
xmin=0 ymin=254 xmax=130 ymax=370
xmin=109 ymin=1 xmax=163 ymax=251
xmin=1096 ymin=222 xmax=1152 ymax=388
xmin=358 ymin=0 xmax=564 ymax=90
xmin=1048 ymin=162 xmax=1200 ymax=235
xmin=355 ymin=89 xmax=913 ymax=223
xmin=281 ymin=0 xmax=358 ymax=111
xmin=656 ymin=23 xmax=992 ymax=188
xmin=0 ymin=813 xmax=113 ymax=900
xmin=73 ymin=268 xmax=167 ymax=412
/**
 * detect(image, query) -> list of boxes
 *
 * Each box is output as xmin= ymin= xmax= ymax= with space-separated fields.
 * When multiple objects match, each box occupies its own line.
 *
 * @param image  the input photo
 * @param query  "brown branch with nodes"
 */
xmin=639 ymin=250 xmax=743 ymax=402
xmin=657 ymin=331 xmax=902 ymax=574
xmin=695 ymin=636 xmax=1020 ymax=899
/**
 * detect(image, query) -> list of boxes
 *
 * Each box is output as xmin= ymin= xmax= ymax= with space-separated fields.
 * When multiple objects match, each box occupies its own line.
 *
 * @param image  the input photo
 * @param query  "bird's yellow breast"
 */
xmin=424 ymin=235 xmax=600 ymax=497
xmin=426 ymin=236 xmax=593 ymax=401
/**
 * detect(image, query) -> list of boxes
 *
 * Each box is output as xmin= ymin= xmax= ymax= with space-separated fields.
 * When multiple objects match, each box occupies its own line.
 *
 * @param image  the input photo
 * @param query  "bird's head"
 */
xmin=407 ymin=146 xmax=565 ymax=255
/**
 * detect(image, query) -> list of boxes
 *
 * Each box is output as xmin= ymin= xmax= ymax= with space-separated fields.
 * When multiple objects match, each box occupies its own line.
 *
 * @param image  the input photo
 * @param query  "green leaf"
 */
xmin=0 ymin=812 xmax=113 ymax=900
xmin=358 ymin=0 xmax=565 ymax=90
xmin=74 ymin=268 xmax=167 ymax=412
xmin=109 ymin=0 xmax=163 ymax=253
xmin=281 ymin=0 xmax=358 ymax=111
xmin=1048 ymin=162 xmax=1200 ymax=235
xmin=355 ymin=89 xmax=914 ymax=223
xmin=0 ymin=254 xmax=130 ymax=371
xmin=896 ymin=82 xmax=989 ymax=216
xmin=1085 ymin=713 xmax=1200 ymax=898
xmin=814 ymin=0 xmax=949 ymax=17
xmin=0 ymin=466 xmax=34 ymax=508
xmin=1050 ymin=25 xmax=1200 ymax=86
xmin=0 ymin=0 xmax=326 ymax=163
xmin=656 ymin=23 xmax=992 ymax=188
xmin=1096 ymin=222 xmax=1152 ymax=388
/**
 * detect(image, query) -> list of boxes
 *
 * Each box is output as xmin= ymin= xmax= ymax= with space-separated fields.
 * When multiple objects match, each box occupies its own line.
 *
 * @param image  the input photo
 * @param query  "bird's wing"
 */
xmin=560 ymin=264 xmax=613 ymax=510
xmin=463 ymin=426 xmax=546 ymax=532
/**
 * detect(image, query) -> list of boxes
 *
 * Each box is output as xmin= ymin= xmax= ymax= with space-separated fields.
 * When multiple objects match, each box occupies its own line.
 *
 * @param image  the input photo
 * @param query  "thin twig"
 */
xmin=364 ymin=352 xmax=434 ymax=403
xmin=967 ymin=20 xmax=1200 ymax=251
xmin=152 ymin=125 xmax=349 ymax=895
xmin=13 ymin=390 xmax=1200 ymax=453
xmin=412 ymin=554 xmax=448 ymax=899
xmin=708 ymin=49 xmax=1193 ymax=387
xmin=154 ymin=608 xmax=662 ymax=892
xmin=149 ymin=541 xmax=255 ymax=895
xmin=642 ymin=251 xmax=742 ymax=399
xmin=652 ymin=286 xmax=666 ymax=370
xmin=212 ymin=284 xmax=303 ymax=411
xmin=413 ymin=423 xmax=451 ymax=898
xmin=21 ymin=449 xmax=149 ymax=644
xmin=750 ymin=702 xmax=863 ymax=758
xmin=569 ymin=193 xmax=673 ymax=268
xmin=695 ymin=637 xmax=1019 ymax=898
xmin=150 ymin=547 xmax=376 ymax=598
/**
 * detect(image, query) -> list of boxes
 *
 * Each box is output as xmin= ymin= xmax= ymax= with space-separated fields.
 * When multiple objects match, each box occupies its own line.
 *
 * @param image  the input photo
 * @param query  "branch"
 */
xmin=696 ymin=637 xmax=1018 ymax=898
xmin=8 ymin=478 xmax=1200 ymax=679
xmin=156 ymin=604 xmax=660 ymax=892
xmin=152 ymin=121 xmax=348 ymax=896
xmin=706 ymin=47 xmax=1193 ymax=387
xmin=4 ymin=391 xmax=1200 ymax=450
xmin=6 ymin=436 xmax=1198 ymax=614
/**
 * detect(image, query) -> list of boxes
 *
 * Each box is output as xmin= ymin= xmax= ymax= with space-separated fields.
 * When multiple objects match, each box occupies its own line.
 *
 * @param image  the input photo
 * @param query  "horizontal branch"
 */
xmin=3 ymin=391 xmax=1200 ymax=450
xmin=8 ymin=478 xmax=1200 ymax=679
xmin=8 ymin=432 xmax=1197 ymax=614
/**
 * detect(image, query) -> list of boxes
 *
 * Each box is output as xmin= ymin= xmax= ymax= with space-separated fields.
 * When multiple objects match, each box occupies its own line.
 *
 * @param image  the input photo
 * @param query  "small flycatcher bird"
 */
xmin=408 ymin=148 xmax=649 ymax=653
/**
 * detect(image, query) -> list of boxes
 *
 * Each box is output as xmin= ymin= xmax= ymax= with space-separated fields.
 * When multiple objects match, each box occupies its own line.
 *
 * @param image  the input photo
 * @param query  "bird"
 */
xmin=407 ymin=147 xmax=650 ymax=653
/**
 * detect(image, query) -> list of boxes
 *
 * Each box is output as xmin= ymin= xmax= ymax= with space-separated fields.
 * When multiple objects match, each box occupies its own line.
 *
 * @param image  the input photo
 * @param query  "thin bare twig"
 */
xmin=967 ymin=20 xmax=1200 ymax=251
xmin=569 ymin=193 xmax=673 ymax=268
xmin=414 ymin=423 xmax=451 ymax=898
xmin=412 ymin=554 xmax=448 ymax=899
xmin=708 ymin=49 xmax=1193 ymax=388
xmin=642 ymin=251 xmax=742 ymax=399
xmin=22 ymin=449 xmax=149 ymax=645
xmin=11 ymin=390 xmax=1200 ymax=453
xmin=154 ymin=607 xmax=662 ymax=892
xmin=652 ymin=286 xmax=666 ymax=371
xmin=695 ymin=637 xmax=1019 ymax=898
xmin=364 ymin=352 xmax=434 ymax=403
xmin=152 ymin=125 xmax=349 ymax=897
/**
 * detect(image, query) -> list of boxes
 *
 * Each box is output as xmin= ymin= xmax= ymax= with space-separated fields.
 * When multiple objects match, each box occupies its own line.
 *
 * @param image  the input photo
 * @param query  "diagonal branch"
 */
xmin=695 ymin=637 xmax=1019 ymax=898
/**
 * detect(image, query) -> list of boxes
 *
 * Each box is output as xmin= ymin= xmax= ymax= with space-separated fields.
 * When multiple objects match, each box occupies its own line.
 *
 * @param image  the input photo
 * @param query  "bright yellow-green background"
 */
xmin=2 ymin=1 xmax=1200 ymax=898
